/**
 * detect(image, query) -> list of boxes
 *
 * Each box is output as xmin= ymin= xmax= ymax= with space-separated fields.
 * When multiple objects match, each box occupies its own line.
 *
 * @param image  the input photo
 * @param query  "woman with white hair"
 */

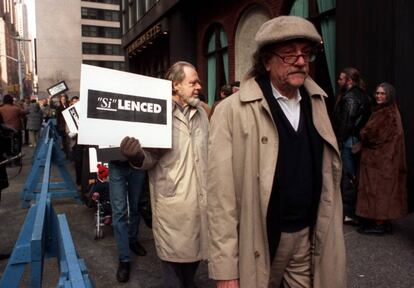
xmin=356 ymin=82 xmax=407 ymax=235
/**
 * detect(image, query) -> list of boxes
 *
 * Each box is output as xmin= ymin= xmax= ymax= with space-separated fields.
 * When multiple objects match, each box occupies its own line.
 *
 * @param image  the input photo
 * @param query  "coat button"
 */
xmin=261 ymin=136 xmax=268 ymax=144
xmin=254 ymin=251 xmax=260 ymax=258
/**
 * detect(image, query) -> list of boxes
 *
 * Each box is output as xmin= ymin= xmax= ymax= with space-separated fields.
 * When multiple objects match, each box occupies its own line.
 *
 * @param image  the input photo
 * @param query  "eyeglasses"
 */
xmin=272 ymin=52 xmax=316 ymax=64
xmin=375 ymin=92 xmax=386 ymax=95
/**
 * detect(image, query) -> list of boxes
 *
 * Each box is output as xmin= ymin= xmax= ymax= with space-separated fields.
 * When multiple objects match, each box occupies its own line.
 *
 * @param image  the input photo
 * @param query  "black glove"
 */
xmin=120 ymin=136 xmax=145 ymax=167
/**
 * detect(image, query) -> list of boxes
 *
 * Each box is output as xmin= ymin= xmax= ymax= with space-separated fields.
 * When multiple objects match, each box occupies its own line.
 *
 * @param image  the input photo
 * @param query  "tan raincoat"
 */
xmin=140 ymin=102 xmax=209 ymax=262
xmin=208 ymin=77 xmax=346 ymax=287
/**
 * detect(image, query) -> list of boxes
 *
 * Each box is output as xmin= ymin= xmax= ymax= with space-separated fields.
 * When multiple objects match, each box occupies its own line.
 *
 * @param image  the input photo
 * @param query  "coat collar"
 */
xmin=239 ymin=76 xmax=338 ymax=154
xmin=173 ymin=102 xmax=187 ymax=125
xmin=172 ymin=101 xmax=199 ymax=126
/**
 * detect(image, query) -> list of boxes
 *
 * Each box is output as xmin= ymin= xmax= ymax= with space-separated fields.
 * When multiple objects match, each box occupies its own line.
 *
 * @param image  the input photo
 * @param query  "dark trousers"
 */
xmin=161 ymin=260 xmax=200 ymax=288
xmin=58 ymin=130 xmax=69 ymax=159
xmin=23 ymin=118 xmax=28 ymax=145
xmin=341 ymin=144 xmax=358 ymax=218
xmin=72 ymin=144 xmax=83 ymax=186
xmin=12 ymin=131 xmax=22 ymax=165
xmin=341 ymin=170 xmax=357 ymax=218
xmin=13 ymin=130 xmax=22 ymax=154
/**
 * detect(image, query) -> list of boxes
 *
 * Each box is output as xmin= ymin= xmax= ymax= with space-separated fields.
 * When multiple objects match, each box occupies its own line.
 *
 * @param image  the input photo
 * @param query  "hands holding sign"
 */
xmin=120 ymin=136 xmax=145 ymax=167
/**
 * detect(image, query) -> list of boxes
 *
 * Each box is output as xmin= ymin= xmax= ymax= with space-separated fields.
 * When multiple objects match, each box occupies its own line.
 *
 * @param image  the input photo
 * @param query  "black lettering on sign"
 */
xmin=68 ymin=106 xmax=79 ymax=130
xmin=87 ymin=89 xmax=167 ymax=125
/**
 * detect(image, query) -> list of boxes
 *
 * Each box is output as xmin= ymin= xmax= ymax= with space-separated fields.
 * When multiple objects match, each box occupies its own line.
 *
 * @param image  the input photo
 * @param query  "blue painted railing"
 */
xmin=0 ymin=124 xmax=93 ymax=288
xmin=20 ymin=121 xmax=81 ymax=208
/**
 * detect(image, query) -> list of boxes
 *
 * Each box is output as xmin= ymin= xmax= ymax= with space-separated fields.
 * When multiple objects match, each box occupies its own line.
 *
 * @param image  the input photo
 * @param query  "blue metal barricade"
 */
xmin=0 ymin=137 xmax=93 ymax=288
xmin=20 ymin=121 xmax=81 ymax=208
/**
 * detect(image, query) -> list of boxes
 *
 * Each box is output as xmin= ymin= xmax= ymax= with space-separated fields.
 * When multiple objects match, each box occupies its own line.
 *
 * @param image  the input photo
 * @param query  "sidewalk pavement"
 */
xmin=0 ymin=145 xmax=413 ymax=287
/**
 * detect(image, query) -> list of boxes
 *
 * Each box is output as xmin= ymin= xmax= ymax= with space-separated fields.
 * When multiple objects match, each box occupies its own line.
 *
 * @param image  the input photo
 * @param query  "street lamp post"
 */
xmin=10 ymin=36 xmax=31 ymax=100
xmin=17 ymin=45 xmax=23 ymax=99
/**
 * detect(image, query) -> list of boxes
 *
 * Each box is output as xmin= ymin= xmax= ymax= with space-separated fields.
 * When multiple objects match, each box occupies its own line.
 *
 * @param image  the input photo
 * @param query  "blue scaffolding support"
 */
xmin=20 ymin=121 xmax=81 ymax=208
xmin=0 ymin=138 xmax=93 ymax=288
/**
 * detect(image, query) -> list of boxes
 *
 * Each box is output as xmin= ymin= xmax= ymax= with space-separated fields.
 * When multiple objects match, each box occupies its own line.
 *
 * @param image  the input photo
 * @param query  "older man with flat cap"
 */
xmin=207 ymin=16 xmax=346 ymax=288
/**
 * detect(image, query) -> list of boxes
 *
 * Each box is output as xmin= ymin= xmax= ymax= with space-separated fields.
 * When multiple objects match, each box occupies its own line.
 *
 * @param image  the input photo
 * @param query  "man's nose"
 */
xmin=294 ymin=55 xmax=306 ymax=65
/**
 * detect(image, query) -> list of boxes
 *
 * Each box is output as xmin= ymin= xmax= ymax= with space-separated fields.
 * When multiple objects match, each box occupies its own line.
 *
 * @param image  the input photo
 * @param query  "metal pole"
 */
xmin=10 ymin=36 xmax=30 ymax=100
xmin=17 ymin=45 xmax=23 ymax=99
xmin=0 ymin=54 xmax=20 ymax=97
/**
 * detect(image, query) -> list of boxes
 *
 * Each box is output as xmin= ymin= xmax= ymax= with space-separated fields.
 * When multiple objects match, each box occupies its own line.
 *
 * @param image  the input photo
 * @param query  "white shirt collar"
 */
xmin=270 ymin=82 xmax=302 ymax=103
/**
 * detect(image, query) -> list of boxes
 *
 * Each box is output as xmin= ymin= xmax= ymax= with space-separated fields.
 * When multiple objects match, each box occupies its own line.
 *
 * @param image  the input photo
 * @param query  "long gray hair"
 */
xmin=376 ymin=82 xmax=396 ymax=106
xmin=246 ymin=43 xmax=277 ymax=79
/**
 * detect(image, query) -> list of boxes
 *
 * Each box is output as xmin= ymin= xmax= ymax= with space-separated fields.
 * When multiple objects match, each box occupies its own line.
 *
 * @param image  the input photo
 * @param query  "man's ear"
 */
xmin=172 ymin=81 xmax=181 ymax=94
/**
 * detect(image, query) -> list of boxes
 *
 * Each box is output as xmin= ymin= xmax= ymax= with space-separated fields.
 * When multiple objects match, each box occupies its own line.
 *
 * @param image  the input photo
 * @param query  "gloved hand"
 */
xmin=120 ymin=136 xmax=145 ymax=167
xmin=92 ymin=192 xmax=100 ymax=201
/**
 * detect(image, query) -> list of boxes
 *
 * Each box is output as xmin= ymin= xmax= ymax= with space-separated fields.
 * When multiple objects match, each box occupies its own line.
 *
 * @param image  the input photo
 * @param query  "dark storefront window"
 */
xmin=83 ymin=60 xmax=125 ymax=70
xmin=128 ymin=35 xmax=169 ymax=78
xmin=81 ymin=7 xmax=120 ymax=21
xmin=314 ymin=0 xmax=336 ymax=92
xmin=82 ymin=25 xmax=121 ymax=38
xmin=83 ymin=43 xmax=123 ymax=55
xmin=289 ymin=0 xmax=336 ymax=95
xmin=205 ymin=24 xmax=228 ymax=106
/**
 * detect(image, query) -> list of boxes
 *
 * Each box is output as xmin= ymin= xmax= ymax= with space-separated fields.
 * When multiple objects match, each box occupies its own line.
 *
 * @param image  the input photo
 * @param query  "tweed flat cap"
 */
xmin=255 ymin=15 xmax=322 ymax=48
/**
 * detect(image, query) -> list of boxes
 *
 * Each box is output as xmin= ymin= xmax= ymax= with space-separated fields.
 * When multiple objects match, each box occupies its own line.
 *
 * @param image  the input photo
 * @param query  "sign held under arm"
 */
xmin=62 ymin=102 xmax=80 ymax=134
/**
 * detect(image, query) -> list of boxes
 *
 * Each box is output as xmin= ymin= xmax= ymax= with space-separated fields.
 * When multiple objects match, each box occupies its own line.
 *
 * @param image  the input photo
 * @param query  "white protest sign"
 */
xmin=89 ymin=147 xmax=98 ymax=173
xmin=62 ymin=102 xmax=80 ymax=134
xmin=78 ymin=64 xmax=172 ymax=148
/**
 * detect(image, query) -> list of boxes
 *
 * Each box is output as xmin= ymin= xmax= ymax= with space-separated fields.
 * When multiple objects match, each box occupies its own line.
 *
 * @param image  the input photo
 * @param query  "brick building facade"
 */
xmin=123 ymin=0 xmax=303 ymax=105
xmin=123 ymin=0 xmax=414 ymax=210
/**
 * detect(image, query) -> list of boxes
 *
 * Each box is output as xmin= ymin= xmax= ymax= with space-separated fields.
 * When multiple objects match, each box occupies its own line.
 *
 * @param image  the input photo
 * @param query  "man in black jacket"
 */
xmin=333 ymin=67 xmax=371 ymax=224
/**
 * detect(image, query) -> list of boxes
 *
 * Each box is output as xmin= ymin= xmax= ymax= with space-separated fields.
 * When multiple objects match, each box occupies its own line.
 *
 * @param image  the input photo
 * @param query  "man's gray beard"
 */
xmin=188 ymin=97 xmax=200 ymax=107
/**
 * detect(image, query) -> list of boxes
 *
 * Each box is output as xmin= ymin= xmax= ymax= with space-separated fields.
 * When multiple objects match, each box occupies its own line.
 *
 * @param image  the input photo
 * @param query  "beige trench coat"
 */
xmin=207 ymin=77 xmax=346 ymax=287
xmin=140 ymin=103 xmax=209 ymax=262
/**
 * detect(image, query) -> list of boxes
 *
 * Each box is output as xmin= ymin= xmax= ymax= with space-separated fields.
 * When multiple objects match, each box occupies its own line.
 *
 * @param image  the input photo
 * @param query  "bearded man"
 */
xmin=120 ymin=61 xmax=209 ymax=287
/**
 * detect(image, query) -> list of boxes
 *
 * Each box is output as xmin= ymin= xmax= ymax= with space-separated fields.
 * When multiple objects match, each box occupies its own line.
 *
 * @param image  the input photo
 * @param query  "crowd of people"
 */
xmin=0 ymin=15 xmax=408 ymax=288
